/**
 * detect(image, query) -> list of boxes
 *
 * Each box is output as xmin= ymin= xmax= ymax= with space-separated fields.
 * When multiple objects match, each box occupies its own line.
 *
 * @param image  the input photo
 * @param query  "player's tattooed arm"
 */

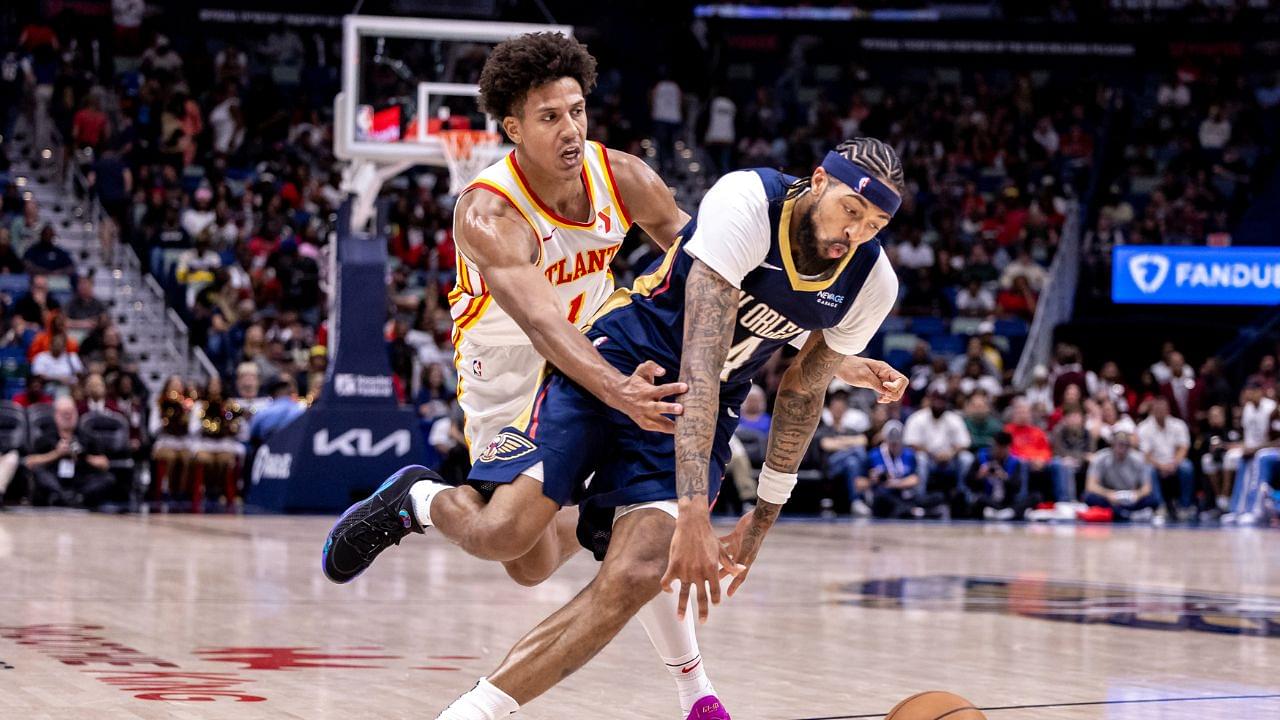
xmin=766 ymin=332 xmax=845 ymax=473
xmin=662 ymin=258 xmax=739 ymax=623
xmin=720 ymin=333 xmax=846 ymax=597
xmin=674 ymin=260 xmax=739 ymax=504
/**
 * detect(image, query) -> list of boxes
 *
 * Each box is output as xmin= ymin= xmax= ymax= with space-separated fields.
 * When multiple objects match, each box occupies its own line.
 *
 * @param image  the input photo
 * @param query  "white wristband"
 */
xmin=756 ymin=464 xmax=798 ymax=505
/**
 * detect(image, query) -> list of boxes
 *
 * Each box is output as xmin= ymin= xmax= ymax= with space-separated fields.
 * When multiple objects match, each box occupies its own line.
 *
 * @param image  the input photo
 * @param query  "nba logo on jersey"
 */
xmin=855 ymin=177 xmax=870 ymax=193
xmin=472 ymin=359 xmax=484 ymax=378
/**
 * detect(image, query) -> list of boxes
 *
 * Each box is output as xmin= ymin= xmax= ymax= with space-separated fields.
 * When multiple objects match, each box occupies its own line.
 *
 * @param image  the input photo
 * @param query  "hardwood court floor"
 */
xmin=1 ymin=512 xmax=1277 ymax=719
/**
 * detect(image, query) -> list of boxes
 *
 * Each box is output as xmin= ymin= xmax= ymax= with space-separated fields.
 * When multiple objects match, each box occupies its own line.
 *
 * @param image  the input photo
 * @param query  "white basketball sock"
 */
xmin=435 ymin=678 xmax=519 ymax=720
xmin=408 ymin=479 xmax=453 ymax=527
xmin=636 ymin=589 xmax=716 ymax=715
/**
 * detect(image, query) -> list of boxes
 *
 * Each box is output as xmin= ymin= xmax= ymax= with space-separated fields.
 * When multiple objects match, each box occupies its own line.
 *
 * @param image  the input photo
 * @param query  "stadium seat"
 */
xmin=0 ymin=400 xmax=28 ymax=453
xmin=25 ymin=404 xmax=58 ymax=454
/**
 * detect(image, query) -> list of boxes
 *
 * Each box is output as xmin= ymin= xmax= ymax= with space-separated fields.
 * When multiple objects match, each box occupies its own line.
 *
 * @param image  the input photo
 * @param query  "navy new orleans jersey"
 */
xmin=470 ymin=168 xmax=898 ymax=558
xmin=587 ymin=168 xmax=885 ymax=410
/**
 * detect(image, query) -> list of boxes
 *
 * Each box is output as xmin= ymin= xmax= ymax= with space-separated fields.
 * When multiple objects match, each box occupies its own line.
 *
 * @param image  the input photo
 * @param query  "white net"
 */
xmin=441 ymin=130 xmax=504 ymax=195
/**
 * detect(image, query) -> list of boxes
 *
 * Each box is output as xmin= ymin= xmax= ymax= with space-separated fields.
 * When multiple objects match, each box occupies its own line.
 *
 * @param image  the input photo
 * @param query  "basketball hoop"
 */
xmin=440 ymin=129 xmax=503 ymax=195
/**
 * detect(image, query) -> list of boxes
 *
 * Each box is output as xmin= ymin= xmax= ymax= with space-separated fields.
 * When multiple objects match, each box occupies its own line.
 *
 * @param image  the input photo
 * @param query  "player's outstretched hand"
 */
xmin=716 ymin=510 xmax=770 ymax=598
xmin=611 ymin=360 xmax=687 ymax=434
xmin=661 ymin=513 xmax=734 ymax=623
xmin=837 ymin=356 xmax=908 ymax=404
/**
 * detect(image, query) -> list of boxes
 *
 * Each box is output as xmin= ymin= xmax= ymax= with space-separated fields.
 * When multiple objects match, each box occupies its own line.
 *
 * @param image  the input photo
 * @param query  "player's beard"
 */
xmin=793 ymin=203 xmax=843 ymax=277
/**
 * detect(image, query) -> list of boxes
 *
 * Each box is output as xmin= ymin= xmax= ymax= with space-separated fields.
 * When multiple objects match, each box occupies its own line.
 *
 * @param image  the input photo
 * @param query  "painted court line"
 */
xmin=790 ymin=693 xmax=1280 ymax=719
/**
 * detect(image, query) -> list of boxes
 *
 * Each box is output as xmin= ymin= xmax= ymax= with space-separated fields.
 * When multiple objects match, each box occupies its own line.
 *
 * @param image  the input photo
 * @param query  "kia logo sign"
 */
xmin=313 ymin=429 xmax=412 ymax=457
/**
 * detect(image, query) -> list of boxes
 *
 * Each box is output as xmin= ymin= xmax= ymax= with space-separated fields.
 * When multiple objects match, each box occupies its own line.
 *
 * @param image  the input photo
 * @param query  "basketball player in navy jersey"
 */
xmin=426 ymin=137 xmax=907 ymax=718
xmin=321 ymin=33 xmax=906 ymax=720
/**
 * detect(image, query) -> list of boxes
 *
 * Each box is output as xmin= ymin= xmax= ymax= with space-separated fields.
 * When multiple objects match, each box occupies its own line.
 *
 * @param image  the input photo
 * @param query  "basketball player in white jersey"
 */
xmin=324 ymin=33 xmax=907 ymax=719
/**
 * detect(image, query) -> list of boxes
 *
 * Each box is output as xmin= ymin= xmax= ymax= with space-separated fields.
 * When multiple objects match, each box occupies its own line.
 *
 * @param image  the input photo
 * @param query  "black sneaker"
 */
xmin=322 ymin=465 xmax=434 ymax=584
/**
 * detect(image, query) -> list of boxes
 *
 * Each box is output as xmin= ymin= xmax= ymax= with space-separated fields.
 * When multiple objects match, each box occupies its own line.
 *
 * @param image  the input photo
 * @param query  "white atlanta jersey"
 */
xmin=448 ymin=141 xmax=632 ymax=458
xmin=449 ymin=141 xmax=631 ymax=346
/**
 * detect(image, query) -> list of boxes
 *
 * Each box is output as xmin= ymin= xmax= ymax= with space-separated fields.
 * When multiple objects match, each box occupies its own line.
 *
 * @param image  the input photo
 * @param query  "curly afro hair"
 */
xmin=478 ymin=32 xmax=598 ymax=119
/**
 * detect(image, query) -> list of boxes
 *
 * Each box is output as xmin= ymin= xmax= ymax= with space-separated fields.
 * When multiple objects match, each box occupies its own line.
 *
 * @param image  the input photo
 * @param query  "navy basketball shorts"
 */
xmin=468 ymin=342 xmax=738 ymax=559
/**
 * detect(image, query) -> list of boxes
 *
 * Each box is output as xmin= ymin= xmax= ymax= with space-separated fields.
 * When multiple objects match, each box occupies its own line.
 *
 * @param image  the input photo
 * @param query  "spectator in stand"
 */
xmin=1158 ymin=351 xmax=1195 ymax=420
xmin=28 ymin=313 xmax=79 ymax=362
xmin=738 ymin=384 xmax=772 ymax=436
xmin=23 ymin=225 xmax=75 ymax=277
xmin=175 ymin=230 xmax=222 ymax=309
xmin=76 ymin=373 xmax=111 ymax=415
xmin=32 ymin=333 xmax=84 ymax=390
xmin=12 ymin=274 xmax=58 ymax=327
xmin=0 ymin=227 xmax=26 ymax=274
xmin=248 ymin=377 xmax=304 ymax=443
xmin=13 ymin=374 xmax=53 ymax=407
xmin=88 ymin=146 xmax=133 ymax=237
xmin=23 ymin=397 xmax=113 ymax=508
xmin=649 ymin=72 xmax=683 ymax=172
xmin=429 ymin=404 xmax=470 ymax=486
xmin=1223 ymin=382 xmax=1280 ymax=524
xmin=957 ymin=358 xmax=1002 ymax=398
xmin=1051 ymin=404 xmax=1093 ymax=502
xmin=1000 ymin=246 xmax=1047 ymax=293
xmin=181 ymin=187 xmax=217 ymax=239
xmin=963 ymin=391 xmax=1003 ymax=453
xmin=967 ymin=431 xmax=1028 ymax=520
xmin=949 ymin=337 xmax=998 ymax=377
xmin=1005 ymin=398 xmax=1060 ymax=500
xmin=302 ymin=346 xmax=326 ymax=403
xmin=1095 ymin=360 xmax=1134 ymax=414
xmin=65 ymin=274 xmax=107 ymax=331
xmin=110 ymin=373 xmax=147 ymax=454
xmin=702 ymin=90 xmax=737 ymax=174
xmin=955 ymin=278 xmax=995 ymax=317
xmin=71 ymin=92 xmax=109 ymax=153
xmin=10 ymin=199 xmax=41 ymax=254
xmin=1197 ymin=403 xmax=1242 ymax=516
xmin=903 ymin=389 xmax=973 ymax=496
xmin=1190 ymin=357 xmax=1233 ymax=424
xmin=1025 ymin=364 xmax=1053 ymax=416
xmin=1198 ymin=105 xmax=1231 ymax=152
xmin=1084 ymin=431 xmax=1159 ymax=523
xmin=1136 ymin=397 xmax=1195 ymax=519
xmin=1247 ymin=355 xmax=1276 ymax=390
xmin=895 ymin=230 xmax=935 ymax=271
xmin=1051 ymin=345 xmax=1093 ymax=406
xmin=858 ymin=420 xmax=937 ymax=519
xmin=996 ymin=275 xmax=1038 ymax=321
xmin=818 ymin=390 xmax=869 ymax=514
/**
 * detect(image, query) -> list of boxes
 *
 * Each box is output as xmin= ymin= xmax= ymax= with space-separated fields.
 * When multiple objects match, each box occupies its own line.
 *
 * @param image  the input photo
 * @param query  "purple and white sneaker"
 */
xmin=686 ymin=695 xmax=731 ymax=720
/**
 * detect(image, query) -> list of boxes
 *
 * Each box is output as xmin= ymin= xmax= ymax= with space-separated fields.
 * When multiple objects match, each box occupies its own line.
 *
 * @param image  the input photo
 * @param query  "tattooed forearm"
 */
xmin=675 ymin=260 xmax=739 ymax=503
xmin=765 ymin=335 xmax=845 ymax=473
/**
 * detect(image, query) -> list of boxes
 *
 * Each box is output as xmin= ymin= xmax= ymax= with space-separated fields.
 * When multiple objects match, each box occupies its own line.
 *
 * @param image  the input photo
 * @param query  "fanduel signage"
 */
xmin=1112 ymin=246 xmax=1280 ymax=305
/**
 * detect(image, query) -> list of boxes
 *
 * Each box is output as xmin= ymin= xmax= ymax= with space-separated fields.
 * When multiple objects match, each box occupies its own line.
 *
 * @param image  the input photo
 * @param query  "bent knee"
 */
xmin=503 ymin=559 xmax=555 ymax=588
xmin=598 ymin=556 xmax=666 ymax=605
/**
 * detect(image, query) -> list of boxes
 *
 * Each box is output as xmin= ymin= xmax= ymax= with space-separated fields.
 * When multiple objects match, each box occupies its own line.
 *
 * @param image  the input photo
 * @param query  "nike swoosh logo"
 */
xmin=681 ymin=659 xmax=702 ymax=674
xmin=760 ymin=261 xmax=783 ymax=271
xmin=726 ymin=408 xmax=738 ymax=419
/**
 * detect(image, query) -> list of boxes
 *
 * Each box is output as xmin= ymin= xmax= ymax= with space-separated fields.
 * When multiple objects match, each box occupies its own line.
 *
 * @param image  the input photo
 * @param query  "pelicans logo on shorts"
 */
xmin=478 ymin=431 xmax=538 ymax=463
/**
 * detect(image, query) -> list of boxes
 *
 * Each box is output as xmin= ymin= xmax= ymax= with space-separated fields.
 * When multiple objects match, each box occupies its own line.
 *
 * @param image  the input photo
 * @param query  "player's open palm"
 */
xmin=662 ymin=515 xmax=734 ymax=623
xmin=613 ymin=360 xmax=687 ymax=434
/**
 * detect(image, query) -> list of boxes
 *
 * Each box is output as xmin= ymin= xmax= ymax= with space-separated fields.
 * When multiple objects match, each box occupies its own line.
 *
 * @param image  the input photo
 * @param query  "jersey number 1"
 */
xmin=566 ymin=292 xmax=587 ymax=324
